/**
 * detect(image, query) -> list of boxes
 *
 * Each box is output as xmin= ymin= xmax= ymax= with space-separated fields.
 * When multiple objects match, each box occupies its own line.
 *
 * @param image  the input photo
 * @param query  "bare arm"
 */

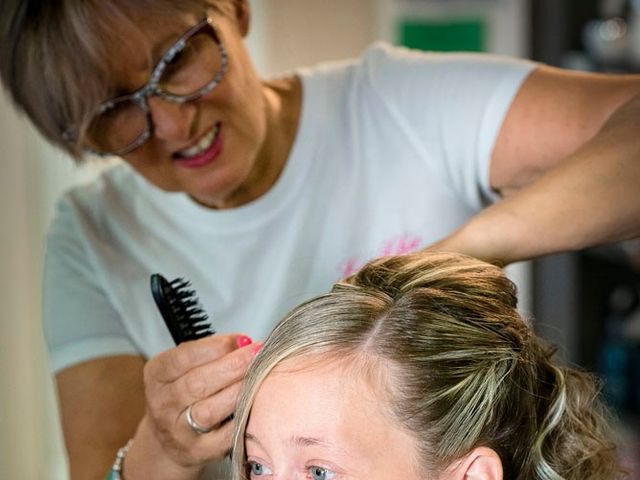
xmin=57 ymin=335 xmax=256 ymax=480
xmin=431 ymin=66 xmax=640 ymax=264
xmin=57 ymin=356 xmax=146 ymax=480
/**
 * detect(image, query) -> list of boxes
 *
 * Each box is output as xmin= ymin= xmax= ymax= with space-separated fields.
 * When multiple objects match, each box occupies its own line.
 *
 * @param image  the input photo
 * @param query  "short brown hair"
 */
xmin=0 ymin=0 xmax=216 ymax=160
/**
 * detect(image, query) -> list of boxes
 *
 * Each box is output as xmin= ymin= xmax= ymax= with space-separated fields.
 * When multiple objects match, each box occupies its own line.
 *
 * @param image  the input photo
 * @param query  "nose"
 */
xmin=147 ymin=96 xmax=197 ymax=143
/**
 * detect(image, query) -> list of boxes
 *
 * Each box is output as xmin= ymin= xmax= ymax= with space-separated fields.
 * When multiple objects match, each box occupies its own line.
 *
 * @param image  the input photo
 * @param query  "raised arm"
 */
xmin=432 ymin=66 xmax=640 ymax=264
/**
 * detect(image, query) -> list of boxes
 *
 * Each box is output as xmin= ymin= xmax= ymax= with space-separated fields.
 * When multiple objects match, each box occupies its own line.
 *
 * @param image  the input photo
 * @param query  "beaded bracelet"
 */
xmin=106 ymin=439 xmax=134 ymax=480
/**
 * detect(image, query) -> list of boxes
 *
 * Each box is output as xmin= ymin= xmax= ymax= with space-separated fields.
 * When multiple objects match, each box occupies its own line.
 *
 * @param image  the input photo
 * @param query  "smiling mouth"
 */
xmin=175 ymin=123 xmax=222 ymax=159
xmin=172 ymin=122 xmax=223 ymax=168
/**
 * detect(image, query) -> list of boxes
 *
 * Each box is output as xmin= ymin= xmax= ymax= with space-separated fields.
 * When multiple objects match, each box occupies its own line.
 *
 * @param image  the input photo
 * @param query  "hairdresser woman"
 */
xmin=1 ymin=0 xmax=639 ymax=479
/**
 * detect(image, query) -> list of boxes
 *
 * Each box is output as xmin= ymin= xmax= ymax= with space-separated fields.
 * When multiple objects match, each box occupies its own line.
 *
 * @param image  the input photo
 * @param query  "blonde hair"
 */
xmin=232 ymin=252 xmax=622 ymax=480
xmin=0 ymin=0 xmax=224 ymax=160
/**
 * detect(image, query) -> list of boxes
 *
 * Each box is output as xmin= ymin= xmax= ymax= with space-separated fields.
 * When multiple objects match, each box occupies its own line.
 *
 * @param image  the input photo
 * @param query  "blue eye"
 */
xmin=309 ymin=466 xmax=336 ymax=480
xmin=248 ymin=461 xmax=272 ymax=477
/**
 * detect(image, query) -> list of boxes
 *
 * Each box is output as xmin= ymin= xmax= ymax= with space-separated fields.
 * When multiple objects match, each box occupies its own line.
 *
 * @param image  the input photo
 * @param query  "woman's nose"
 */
xmin=147 ymin=96 xmax=196 ymax=142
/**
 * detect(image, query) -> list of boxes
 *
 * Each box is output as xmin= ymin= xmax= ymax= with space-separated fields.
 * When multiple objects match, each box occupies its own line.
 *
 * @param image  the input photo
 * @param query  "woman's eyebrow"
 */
xmin=290 ymin=436 xmax=331 ymax=448
xmin=245 ymin=432 xmax=329 ymax=448
xmin=245 ymin=432 xmax=261 ymax=446
xmin=246 ymin=432 xmax=339 ymax=450
xmin=151 ymin=31 xmax=182 ymax=64
xmin=149 ymin=20 xmax=194 ymax=66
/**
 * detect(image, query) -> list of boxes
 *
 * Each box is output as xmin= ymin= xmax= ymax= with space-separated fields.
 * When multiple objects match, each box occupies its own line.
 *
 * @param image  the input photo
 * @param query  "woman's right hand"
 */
xmin=126 ymin=334 xmax=259 ymax=479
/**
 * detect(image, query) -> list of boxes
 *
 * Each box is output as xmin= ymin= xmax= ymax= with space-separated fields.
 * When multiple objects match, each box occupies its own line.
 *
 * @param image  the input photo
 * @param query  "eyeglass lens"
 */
xmin=87 ymin=28 xmax=223 ymax=154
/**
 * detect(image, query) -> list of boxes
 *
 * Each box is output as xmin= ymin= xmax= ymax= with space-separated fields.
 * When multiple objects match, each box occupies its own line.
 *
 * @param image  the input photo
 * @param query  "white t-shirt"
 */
xmin=43 ymin=43 xmax=535 ymax=373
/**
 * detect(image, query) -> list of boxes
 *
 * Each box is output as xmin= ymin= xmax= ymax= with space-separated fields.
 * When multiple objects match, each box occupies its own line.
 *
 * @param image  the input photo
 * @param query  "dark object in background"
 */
xmin=599 ymin=283 xmax=639 ymax=414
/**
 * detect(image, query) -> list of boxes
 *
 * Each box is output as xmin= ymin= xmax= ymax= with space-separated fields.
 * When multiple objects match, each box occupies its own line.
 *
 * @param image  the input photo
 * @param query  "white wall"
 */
xmin=0 ymin=91 xmax=71 ymax=479
xmin=0 ymin=1 xmax=530 ymax=477
xmin=257 ymin=0 xmax=379 ymax=75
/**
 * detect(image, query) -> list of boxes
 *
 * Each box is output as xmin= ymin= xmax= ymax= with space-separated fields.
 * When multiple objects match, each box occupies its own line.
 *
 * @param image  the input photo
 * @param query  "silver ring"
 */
xmin=185 ymin=404 xmax=214 ymax=434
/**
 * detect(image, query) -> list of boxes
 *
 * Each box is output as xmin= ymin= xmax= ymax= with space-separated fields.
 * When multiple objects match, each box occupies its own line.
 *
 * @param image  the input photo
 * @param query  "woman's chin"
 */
xmin=186 ymin=179 xmax=249 ymax=209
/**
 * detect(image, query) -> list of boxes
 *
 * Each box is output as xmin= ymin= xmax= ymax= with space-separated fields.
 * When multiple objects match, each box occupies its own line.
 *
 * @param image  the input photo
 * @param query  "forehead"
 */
xmin=246 ymin=355 xmax=420 ymax=477
xmin=249 ymin=358 xmax=381 ymax=461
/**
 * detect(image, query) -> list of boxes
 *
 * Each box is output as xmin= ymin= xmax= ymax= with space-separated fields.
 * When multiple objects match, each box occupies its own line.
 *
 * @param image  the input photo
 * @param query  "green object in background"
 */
xmin=399 ymin=18 xmax=486 ymax=52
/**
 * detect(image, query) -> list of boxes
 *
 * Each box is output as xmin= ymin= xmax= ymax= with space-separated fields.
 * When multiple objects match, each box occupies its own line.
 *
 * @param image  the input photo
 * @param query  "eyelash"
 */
xmin=245 ymin=460 xmax=266 ymax=471
xmin=306 ymin=464 xmax=337 ymax=480
xmin=244 ymin=460 xmax=337 ymax=479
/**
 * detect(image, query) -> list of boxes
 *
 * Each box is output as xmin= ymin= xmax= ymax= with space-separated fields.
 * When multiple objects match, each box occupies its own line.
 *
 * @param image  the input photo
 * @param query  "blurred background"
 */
xmin=1 ymin=0 xmax=639 ymax=478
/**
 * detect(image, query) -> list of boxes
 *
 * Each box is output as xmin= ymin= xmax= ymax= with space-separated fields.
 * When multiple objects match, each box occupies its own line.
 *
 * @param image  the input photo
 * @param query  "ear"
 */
xmin=445 ymin=447 xmax=503 ymax=480
xmin=231 ymin=0 xmax=251 ymax=37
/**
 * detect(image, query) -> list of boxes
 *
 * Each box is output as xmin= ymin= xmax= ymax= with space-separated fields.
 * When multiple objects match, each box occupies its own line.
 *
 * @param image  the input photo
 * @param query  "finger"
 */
xmin=156 ymin=408 xmax=235 ymax=465
xmin=147 ymin=341 xmax=256 ymax=415
xmin=146 ymin=334 xmax=240 ymax=383
xmin=189 ymin=416 xmax=236 ymax=462
xmin=176 ymin=386 xmax=240 ymax=464
xmin=185 ymin=379 xmax=243 ymax=431
xmin=169 ymin=342 xmax=256 ymax=405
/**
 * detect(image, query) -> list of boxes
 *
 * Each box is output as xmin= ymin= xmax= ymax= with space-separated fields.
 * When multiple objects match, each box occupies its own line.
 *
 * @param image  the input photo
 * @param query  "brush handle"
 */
xmin=151 ymin=274 xmax=185 ymax=344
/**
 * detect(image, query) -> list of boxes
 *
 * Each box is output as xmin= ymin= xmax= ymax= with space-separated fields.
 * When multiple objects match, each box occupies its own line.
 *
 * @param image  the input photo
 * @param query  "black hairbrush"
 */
xmin=150 ymin=274 xmax=215 ymax=344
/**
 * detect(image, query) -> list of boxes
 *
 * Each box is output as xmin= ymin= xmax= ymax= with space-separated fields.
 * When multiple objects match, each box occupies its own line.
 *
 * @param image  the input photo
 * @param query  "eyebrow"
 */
xmin=291 ymin=436 xmax=332 ymax=448
xmin=152 ymin=14 xmax=206 ymax=64
xmin=150 ymin=30 xmax=184 ymax=67
xmin=245 ymin=432 xmax=335 ymax=449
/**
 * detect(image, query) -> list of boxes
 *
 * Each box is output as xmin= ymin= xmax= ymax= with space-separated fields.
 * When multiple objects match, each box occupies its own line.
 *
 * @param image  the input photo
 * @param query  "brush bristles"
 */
xmin=163 ymin=277 xmax=215 ymax=341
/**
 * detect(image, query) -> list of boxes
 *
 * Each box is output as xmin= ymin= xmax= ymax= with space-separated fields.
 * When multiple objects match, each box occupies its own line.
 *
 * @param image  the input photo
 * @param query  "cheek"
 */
xmin=223 ymin=46 xmax=265 ymax=115
xmin=120 ymin=150 xmax=179 ymax=190
xmin=231 ymin=75 xmax=264 ymax=124
xmin=204 ymin=73 xmax=264 ymax=140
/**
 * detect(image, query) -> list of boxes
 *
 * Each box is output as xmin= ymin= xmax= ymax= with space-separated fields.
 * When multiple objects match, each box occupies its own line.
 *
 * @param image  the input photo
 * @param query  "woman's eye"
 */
xmin=248 ymin=461 xmax=272 ymax=477
xmin=163 ymin=49 xmax=188 ymax=73
xmin=308 ymin=466 xmax=336 ymax=480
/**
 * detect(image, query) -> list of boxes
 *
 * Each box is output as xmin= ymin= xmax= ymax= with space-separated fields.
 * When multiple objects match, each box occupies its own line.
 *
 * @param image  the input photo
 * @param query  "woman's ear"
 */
xmin=445 ymin=447 xmax=503 ymax=480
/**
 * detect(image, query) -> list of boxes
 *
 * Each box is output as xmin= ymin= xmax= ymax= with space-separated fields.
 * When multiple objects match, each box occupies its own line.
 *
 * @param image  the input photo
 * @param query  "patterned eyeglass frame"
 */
xmin=70 ymin=17 xmax=228 ymax=157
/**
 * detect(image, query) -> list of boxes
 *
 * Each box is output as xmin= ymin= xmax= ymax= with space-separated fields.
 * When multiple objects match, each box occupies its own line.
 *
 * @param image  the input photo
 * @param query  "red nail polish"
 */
xmin=252 ymin=342 xmax=264 ymax=355
xmin=237 ymin=335 xmax=253 ymax=348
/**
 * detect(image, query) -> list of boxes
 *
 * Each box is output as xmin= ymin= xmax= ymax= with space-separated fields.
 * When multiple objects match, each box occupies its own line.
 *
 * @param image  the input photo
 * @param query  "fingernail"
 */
xmin=237 ymin=335 xmax=253 ymax=348
xmin=252 ymin=342 xmax=264 ymax=355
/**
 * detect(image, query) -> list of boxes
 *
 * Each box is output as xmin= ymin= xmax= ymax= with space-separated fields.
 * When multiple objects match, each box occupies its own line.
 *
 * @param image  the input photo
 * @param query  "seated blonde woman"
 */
xmin=231 ymin=252 xmax=621 ymax=480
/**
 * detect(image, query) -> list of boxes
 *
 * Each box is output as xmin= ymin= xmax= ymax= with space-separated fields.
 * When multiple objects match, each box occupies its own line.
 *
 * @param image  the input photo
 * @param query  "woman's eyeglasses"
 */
xmin=70 ymin=18 xmax=228 ymax=156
